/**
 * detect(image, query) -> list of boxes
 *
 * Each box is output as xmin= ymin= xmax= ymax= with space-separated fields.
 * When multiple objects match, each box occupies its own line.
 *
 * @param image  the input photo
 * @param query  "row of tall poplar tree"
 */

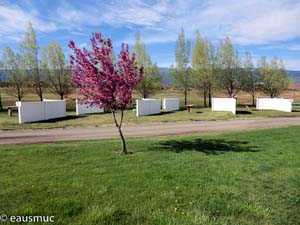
xmin=170 ymin=28 xmax=290 ymax=107
xmin=0 ymin=25 xmax=290 ymax=111
xmin=0 ymin=23 xmax=71 ymax=111
xmin=121 ymin=28 xmax=290 ymax=107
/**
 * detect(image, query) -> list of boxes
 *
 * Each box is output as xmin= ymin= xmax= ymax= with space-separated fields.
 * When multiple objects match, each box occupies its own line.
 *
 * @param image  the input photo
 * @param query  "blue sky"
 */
xmin=0 ymin=0 xmax=300 ymax=70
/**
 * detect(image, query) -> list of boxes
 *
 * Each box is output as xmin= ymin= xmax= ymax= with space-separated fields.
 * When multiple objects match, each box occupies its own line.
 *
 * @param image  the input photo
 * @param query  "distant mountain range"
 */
xmin=286 ymin=70 xmax=300 ymax=82
xmin=159 ymin=67 xmax=300 ymax=85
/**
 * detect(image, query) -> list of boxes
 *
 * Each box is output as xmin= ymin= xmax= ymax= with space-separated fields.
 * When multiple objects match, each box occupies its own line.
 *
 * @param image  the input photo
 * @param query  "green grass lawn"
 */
xmin=1 ymin=127 xmax=300 ymax=224
xmin=1 ymin=107 xmax=300 ymax=130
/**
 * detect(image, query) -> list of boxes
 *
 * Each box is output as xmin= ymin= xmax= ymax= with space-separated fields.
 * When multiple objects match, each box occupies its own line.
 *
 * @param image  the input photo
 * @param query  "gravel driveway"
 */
xmin=1 ymin=117 xmax=300 ymax=145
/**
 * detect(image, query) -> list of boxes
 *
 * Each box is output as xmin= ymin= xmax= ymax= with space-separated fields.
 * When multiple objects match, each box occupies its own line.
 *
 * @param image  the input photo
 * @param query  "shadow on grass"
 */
xmin=179 ymin=107 xmax=188 ymax=111
xmin=30 ymin=115 xmax=87 ymax=124
xmin=144 ymin=111 xmax=176 ymax=116
xmin=236 ymin=110 xmax=252 ymax=115
xmin=151 ymin=138 xmax=258 ymax=154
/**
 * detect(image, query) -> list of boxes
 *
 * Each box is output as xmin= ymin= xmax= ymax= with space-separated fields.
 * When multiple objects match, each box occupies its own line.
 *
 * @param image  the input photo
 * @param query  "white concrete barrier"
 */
xmin=136 ymin=99 xmax=161 ymax=117
xmin=76 ymin=99 xmax=104 ymax=115
xmin=211 ymin=98 xmax=236 ymax=115
xmin=162 ymin=98 xmax=180 ymax=112
xmin=256 ymin=98 xmax=294 ymax=112
xmin=16 ymin=99 xmax=66 ymax=124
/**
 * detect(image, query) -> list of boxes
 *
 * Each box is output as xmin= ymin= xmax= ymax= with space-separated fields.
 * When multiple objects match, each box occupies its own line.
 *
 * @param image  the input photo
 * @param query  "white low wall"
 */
xmin=256 ymin=98 xmax=294 ymax=112
xmin=211 ymin=98 xmax=236 ymax=115
xmin=76 ymin=99 xmax=104 ymax=115
xmin=136 ymin=99 xmax=161 ymax=117
xmin=44 ymin=99 xmax=66 ymax=120
xmin=16 ymin=99 xmax=66 ymax=124
xmin=162 ymin=98 xmax=180 ymax=112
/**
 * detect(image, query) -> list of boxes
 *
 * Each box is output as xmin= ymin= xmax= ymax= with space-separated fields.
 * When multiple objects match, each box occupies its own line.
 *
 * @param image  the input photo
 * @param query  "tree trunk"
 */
xmin=208 ymin=89 xmax=212 ymax=107
xmin=35 ymin=82 xmax=43 ymax=101
xmin=60 ymin=94 xmax=64 ymax=100
xmin=38 ymin=89 xmax=43 ymax=101
xmin=0 ymin=95 xmax=3 ymax=112
xmin=184 ymin=90 xmax=187 ymax=106
xmin=17 ymin=88 xmax=21 ymax=101
xmin=252 ymin=94 xmax=255 ymax=106
xmin=118 ymin=126 xmax=127 ymax=153
xmin=112 ymin=110 xmax=127 ymax=154
xmin=203 ymin=90 xmax=207 ymax=108
xmin=143 ymin=85 xmax=147 ymax=99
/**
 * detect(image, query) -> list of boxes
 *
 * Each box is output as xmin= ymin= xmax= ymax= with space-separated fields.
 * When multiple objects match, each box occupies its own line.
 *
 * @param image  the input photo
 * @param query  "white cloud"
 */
xmin=54 ymin=2 xmax=103 ymax=29
xmin=53 ymin=0 xmax=166 ymax=30
xmin=230 ymin=1 xmax=300 ymax=45
xmin=155 ymin=0 xmax=300 ymax=46
xmin=0 ymin=2 xmax=57 ymax=42
xmin=76 ymin=0 xmax=299 ymax=46
xmin=102 ymin=0 xmax=164 ymax=27
xmin=260 ymin=44 xmax=300 ymax=51
xmin=2 ymin=0 xmax=299 ymax=46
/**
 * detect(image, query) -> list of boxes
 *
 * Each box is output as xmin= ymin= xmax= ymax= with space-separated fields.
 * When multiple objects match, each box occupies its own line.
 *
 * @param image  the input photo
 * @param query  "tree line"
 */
xmin=170 ymin=28 xmax=290 ymax=107
xmin=0 ymin=24 xmax=291 ymax=111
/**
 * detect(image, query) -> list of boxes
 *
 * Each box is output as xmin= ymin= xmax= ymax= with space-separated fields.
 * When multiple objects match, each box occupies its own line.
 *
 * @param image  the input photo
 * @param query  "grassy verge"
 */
xmin=1 ymin=88 xmax=300 ymax=130
xmin=1 ymin=127 xmax=300 ymax=224
xmin=1 ymin=107 xmax=300 ymax=130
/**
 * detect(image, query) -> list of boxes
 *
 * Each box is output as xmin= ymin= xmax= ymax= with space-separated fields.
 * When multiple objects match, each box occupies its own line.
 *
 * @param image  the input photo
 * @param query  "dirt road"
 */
xmin=1 ymin=117 xmax=300 ymax=145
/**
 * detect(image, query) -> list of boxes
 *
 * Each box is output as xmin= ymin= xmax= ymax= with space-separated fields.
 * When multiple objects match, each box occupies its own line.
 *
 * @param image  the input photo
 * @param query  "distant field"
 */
xmin=2 ymin=88 xmax=300 ymax=110
xmin=1 ymin=127 xmax=300 ymax=224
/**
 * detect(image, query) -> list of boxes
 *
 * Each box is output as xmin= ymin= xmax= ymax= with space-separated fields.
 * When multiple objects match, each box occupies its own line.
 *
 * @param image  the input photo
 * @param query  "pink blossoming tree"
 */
xmin=69 ymin=32 xmax=143 ymax=154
